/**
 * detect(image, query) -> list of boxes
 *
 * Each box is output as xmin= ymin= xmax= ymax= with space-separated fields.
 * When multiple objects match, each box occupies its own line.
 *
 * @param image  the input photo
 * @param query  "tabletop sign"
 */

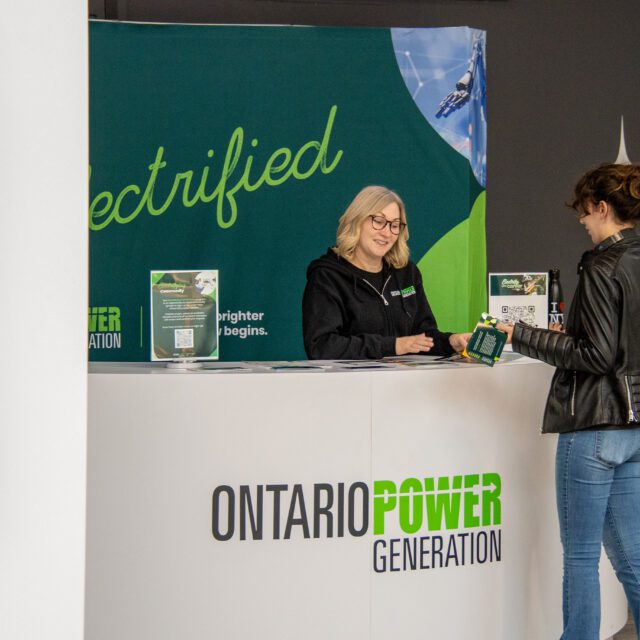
xmin=150 ymin=270 xmax=219 ymax=361
xmin=488 ymin=272 xmax=548 ymax=329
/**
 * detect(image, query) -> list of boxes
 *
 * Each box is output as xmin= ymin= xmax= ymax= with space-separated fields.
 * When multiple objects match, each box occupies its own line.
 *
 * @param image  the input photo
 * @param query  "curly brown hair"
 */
xmin=570 ymin=163 xmax=640 ymax=223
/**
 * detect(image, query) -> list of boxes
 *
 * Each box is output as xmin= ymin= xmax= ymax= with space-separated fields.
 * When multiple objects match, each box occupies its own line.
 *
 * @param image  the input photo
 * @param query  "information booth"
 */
xmin=86 ymin=357 xmax=628 ymax=639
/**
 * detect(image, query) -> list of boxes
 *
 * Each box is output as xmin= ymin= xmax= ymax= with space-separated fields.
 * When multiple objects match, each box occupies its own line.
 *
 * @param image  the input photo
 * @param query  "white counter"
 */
xmin=86 ymin=359 xmax=627 ymax=640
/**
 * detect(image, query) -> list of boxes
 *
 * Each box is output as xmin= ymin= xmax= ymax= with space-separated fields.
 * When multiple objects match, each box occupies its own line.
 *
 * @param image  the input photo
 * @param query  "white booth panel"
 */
xmin=87 ymin=361 xmax=628 ymax=640
xmin=87 ymin=372 xmax=372 ymax=640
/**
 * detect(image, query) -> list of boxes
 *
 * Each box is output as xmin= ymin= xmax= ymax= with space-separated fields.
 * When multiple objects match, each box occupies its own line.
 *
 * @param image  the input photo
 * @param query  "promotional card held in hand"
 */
xmin=464 ymin=313 xmax=507 ymax=367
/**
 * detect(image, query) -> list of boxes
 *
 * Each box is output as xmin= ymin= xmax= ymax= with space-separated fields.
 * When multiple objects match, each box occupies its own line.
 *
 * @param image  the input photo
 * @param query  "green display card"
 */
xmin=465 ymin=325 xmax=507 ymax=367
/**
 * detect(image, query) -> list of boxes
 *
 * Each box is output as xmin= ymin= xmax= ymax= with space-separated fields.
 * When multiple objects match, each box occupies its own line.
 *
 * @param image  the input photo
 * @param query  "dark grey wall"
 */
xmin=92 ymin=0 xmax=640 ymax=303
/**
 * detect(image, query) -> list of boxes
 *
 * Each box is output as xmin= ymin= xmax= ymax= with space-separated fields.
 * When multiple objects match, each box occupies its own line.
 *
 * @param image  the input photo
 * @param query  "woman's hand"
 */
xmin=449 ymin=333 xmax=472 ymax=353
xmin=395 ymin=334 xmax=434 ymax=355
xmin=549 ymin=322 xmax=565 ymax=333
xmin=496 ymin=322 xmax=514 ymax=344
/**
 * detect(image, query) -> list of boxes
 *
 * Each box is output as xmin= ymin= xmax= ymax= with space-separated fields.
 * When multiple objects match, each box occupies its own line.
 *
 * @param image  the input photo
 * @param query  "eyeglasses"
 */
xmin=369 ymin=215 xmax=407 ymax=235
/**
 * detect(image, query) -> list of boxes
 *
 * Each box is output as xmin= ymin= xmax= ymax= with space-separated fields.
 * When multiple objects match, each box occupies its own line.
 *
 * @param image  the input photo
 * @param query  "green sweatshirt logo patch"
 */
xmin=401 ymin=285 xmax=416 ymax=298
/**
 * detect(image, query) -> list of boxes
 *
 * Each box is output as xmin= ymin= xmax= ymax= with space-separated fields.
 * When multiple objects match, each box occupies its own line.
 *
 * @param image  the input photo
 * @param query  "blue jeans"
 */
xmin=556 ymin=429 xmax=640 ymax=640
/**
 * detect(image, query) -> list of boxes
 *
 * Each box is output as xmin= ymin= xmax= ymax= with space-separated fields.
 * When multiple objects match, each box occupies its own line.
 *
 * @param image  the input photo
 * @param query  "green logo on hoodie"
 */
xmin=400 ymin=285 xmax=416 ymax=298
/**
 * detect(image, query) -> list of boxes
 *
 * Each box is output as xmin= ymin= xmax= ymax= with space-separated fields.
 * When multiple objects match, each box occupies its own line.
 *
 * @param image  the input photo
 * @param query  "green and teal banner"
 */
xmin=89 ymin=22 xmax=487 ymax=361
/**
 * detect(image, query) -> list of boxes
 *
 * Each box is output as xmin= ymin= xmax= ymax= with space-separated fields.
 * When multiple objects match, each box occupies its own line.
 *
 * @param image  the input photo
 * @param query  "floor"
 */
xmin=614 ymin=611 xmax=637 ymax=639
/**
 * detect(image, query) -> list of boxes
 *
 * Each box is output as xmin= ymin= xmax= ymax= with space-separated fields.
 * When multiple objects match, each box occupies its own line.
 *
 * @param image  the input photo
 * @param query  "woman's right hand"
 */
xmin=495 ymin=323 xmax=514 ymax=344
xmin=395 ymin=334 xmax=434 ymax=355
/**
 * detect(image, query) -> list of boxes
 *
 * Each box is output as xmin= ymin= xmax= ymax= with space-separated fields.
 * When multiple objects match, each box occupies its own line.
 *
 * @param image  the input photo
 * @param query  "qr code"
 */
xmin=501 ymin=305 xmax=536 ymax=325
xmin=174 ymin=328 xmax=194 ymax=349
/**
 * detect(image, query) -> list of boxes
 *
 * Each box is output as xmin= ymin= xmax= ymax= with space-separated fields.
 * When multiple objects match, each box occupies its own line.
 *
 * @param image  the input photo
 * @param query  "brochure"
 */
xmin=150 ymin=269 xmax=219 ymax=361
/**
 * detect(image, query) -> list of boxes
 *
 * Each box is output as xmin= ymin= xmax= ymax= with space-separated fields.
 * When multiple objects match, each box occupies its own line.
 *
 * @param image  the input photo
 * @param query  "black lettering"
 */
xmin=373 ymin=539 xmax=387 ymax=573
xmin=337 ymin=482 xmax=345 ymax=537
xmin=313 ymin=483 xmax=334 ymax=538
xmin=389 ymin=538 xmax=401 ymax=572
xmin=432 ymin=535 xmax=443 ymax=568
xmin=445 ymin=534 xmax=459 ymax=566
xmin=476 ymin=531 xmax=488 ymax=563
xmin=458 ymin=532 xmax=468 ymax=564
xmin=240 ymin=485 xmax=263 ymax=540
xmin=419 ymin=536 xmax=431 ymax=569
xmin=490 ymin=529 xmax=501 ymax=562
xmin=284 ymin=484 xmax=310 ymax=539
xmin=266 ymin=484 xmax=287 ymax=539
xmin=403 ymin=537 xmax=417 ymax=570
xmin=348 ymin=482 xmax=369 ymax=537
xmin=212 ymin=485 xmax=235 ymax=541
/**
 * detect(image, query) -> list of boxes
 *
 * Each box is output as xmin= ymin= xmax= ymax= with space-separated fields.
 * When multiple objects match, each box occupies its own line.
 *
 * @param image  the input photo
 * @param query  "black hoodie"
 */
xmin=302 ymin=248 xmax=454 ymax=360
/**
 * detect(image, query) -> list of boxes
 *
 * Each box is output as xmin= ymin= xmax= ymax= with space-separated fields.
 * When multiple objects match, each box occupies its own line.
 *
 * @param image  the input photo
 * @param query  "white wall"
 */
xmin=0 ymin=3 xmax=88 ymax=639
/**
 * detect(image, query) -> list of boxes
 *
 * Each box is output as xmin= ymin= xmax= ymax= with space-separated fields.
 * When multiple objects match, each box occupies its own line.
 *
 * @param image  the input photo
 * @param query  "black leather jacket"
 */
xmin=512 ymin=228 xmax=640 ymax=433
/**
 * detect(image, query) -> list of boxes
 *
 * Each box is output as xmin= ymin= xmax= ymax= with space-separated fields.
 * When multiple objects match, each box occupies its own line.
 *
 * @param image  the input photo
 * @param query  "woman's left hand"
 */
xmin=449 ymin=332 xmax=472 ymax=353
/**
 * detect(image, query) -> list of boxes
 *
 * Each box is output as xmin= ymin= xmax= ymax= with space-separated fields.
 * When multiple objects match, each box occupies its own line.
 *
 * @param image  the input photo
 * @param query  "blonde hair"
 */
xmin=334 ymin=186 xmax=410 ymax=268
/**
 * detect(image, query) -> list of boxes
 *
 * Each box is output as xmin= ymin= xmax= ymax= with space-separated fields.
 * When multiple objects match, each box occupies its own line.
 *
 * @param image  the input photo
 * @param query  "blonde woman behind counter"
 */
xmin=302 ymin=186 xmax=471 ymax=360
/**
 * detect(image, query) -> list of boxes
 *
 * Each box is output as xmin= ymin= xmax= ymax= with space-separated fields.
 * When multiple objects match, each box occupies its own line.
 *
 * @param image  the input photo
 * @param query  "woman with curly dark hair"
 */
xmin=501 ymin=164 xmax=640 ymax=639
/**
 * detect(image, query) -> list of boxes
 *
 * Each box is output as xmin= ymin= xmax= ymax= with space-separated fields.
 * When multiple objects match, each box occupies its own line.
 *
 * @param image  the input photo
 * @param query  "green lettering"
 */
xmin=373 ymin=480 xmax=397 ymax=535
xmin=229 ymin=151 xmax=265 ymax=196
xmin=482 ymin=473 xmax=501 ymax=526
xmin=261 ymin=148 xmax=293 ymax=186
xmin=88 ymin=308 xmax=97 ymax=332
xmin=148 ymin=172 xmax=190 ymax=217
xmin=425 ymin=476 xmax=462 ymax=531
xmin=399 ymin=477 xmax=423 ymax=534
xmin=89 ymin=106 xmax=343 ymax=232
xmin=463 ymin=474 xmax=480 ymax=528
xmin=112 ymin=183 xmax=143 ymax=224
xmin=108 ymin=307 xmax=121 ymax=332
xmin=97 ymin=307 xmax=108 ymax=332
xmin=291 ymin=140 xmax=322 ymax=180
xmin=89 ymin=191 xmax=115 ymax=231
xmin=190 ymin=159 xmax=216 ymax=204
xmin=180 ymin=171 xmax=202 ymax=208
xmin=142 ymin=147 xmax=170 ymax=216
xmin=319 ymin=104 xmax=343 ymax=174
xmin=214 ymin=127 xmax=244 ymax=229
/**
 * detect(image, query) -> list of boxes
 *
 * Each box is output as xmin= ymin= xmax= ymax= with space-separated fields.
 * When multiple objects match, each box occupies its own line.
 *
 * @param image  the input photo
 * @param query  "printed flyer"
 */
xmin=150 ymin=270 xmax=219 ymax=361
xmin=488 ymin=272 xmax=548 ymax=328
